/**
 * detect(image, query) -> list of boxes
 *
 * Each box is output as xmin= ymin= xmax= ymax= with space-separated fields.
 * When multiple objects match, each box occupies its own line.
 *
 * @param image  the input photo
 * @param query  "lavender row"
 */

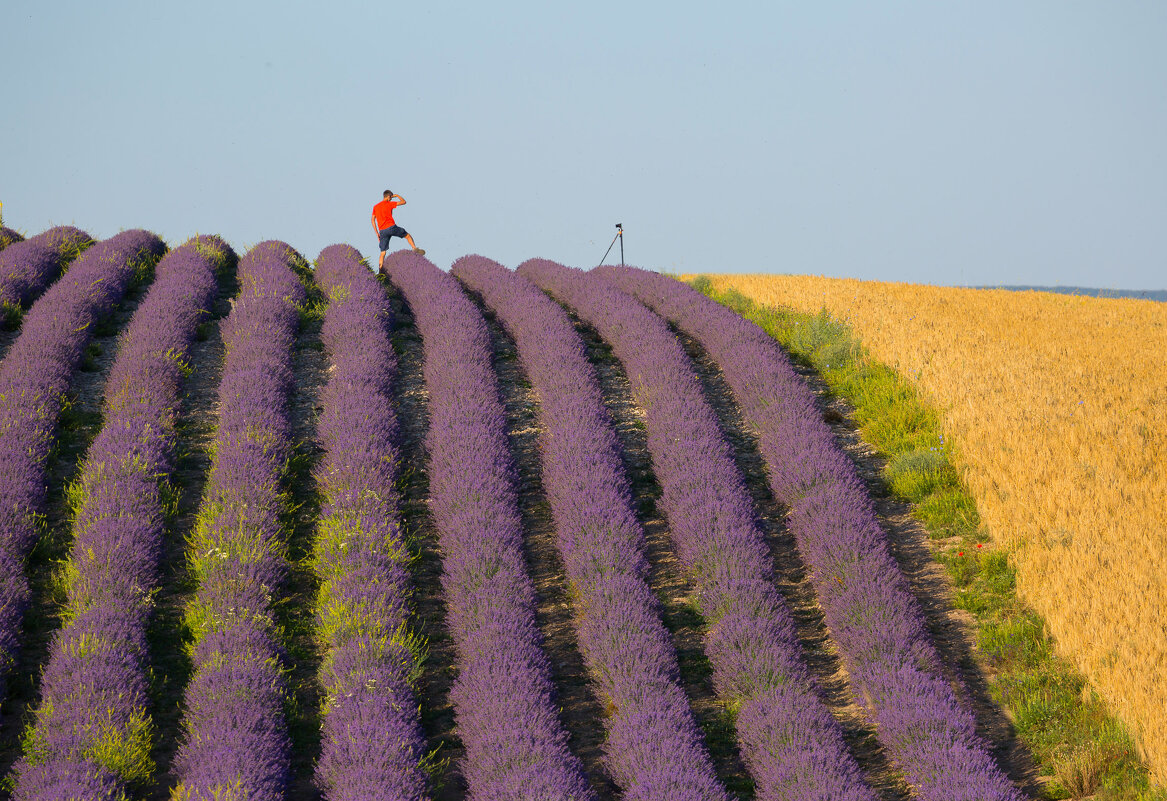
xmin=0 ymin=229 xmax=166 ymax=705
xmin=597 ymin=265 xmax=1024 ymax=801
xmin=453 ymin=255 xmax=727 ymax=800
xmin=170 ymin=240 xmax=308 ymax=800
xmin=0 ymin=227 xmax=22 ymax=250
xmin=311 ymin=244 xmax=429 ymax=800
xmin=14 ymin=236 xmax=236 ymax=799
xmin=383 ymin=251 xmax=593 ymax=801
xmin=0 ymin=226 xmax=93 ymax=321
xmin=521 ymin=259 xmax=876 ymax=801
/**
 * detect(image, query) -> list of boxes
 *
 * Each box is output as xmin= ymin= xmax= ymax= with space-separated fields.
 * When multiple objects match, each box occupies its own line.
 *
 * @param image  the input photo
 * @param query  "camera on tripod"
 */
xmin=600 ymin=223 xmax=625 ymax=267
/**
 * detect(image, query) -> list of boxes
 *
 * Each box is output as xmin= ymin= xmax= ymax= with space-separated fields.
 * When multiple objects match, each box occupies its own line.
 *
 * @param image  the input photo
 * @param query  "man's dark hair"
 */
xmin=383 ymin=189 xmax=393 ymax=198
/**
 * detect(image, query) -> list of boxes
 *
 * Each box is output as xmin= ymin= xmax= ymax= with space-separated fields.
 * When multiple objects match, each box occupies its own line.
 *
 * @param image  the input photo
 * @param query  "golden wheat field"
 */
xmin=702 ymin=274 xmax=1167 ymax=782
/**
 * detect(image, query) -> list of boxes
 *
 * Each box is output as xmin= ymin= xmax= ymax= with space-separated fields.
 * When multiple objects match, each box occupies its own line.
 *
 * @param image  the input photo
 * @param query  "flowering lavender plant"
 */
xmin=596 ymin=265 xmax=1024 ymax=801
xmin=170 ymin=240 xmax=307 ymax=801
xmin=383 ymin=250 xmax=593 ymax=801
xmin=312 ymin=244 xmax=430 ymax=800
xmin=0 ymin=226 xmax=93 ymax=321
xmin=454 ymin=255 xmax=727 ymax=800
xmin=13 ymin=236 xmax=234 ymax=799
xmin=0 ymin=229 xmax=165 ymax=707
xmin=520 ymin=259 xmax=877 ymax=801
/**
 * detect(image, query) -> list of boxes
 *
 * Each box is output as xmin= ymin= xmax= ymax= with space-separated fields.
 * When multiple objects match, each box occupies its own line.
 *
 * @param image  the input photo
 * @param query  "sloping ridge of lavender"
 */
xmin=520 ymin=258 xmax=876 ymax=801
xmin=383 ymin=250 xmax=593 ymax=801
xmin=311 ymin=244 xmax=430 ymax=801
xmin=0 ymin=228 xmax=23 ymax=250
xmin=169 ymin=240 xmax=308 ymax=801
xmin=0 ymin=229 xmax=166 ymax=706
xmin=453 ymin=255 xmax=727 ymax=801
xmin=597 ymin=265 xmax=1025 ymax=801
xmin=0 ymin=226 xmax=93 ymax=313
xmin=13 ymin=236 xmax=236 ymax=799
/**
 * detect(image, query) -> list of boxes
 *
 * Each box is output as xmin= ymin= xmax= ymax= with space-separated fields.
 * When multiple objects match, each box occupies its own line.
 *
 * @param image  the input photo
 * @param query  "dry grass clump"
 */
xmin=703 ymin=274 xmax=1167 ymax=784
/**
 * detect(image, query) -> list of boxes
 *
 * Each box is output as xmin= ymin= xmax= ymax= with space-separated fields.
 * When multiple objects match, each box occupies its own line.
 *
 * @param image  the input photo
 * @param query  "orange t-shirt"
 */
xmin=372 ymin=199 xmax=401 ymax=230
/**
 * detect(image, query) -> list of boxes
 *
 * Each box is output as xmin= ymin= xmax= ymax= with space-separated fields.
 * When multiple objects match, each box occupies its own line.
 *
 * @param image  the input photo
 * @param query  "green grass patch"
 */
xmin=22 ymin=696 xmax=153 ymax=789
xmin=298 ymin=296 xmax=329 ymax=325
xmin=59 ymin=235 xmax=95 ymax=265
xmin=690 ymin=277 xmax=1166 ymax=800
xmin=1 ymin=300 xmax=22 ymax=329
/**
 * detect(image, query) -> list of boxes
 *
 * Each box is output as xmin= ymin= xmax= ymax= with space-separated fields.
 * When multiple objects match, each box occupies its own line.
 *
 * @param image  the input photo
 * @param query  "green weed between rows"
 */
xmin=1 ymin=301 xmax=22 ymax=329
xmin=689 ymin=276 xmax=1166 ymax=801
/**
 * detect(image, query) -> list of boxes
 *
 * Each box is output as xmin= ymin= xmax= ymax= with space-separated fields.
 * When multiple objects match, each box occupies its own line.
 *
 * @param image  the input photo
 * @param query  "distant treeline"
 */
xmin=981 ymin=285 xmax=1167 ymax=302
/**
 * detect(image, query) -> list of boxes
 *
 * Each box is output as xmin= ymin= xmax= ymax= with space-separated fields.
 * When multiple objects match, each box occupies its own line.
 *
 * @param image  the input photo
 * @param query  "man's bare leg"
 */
xmin=405 ymin=234 xmax=425 ymax=254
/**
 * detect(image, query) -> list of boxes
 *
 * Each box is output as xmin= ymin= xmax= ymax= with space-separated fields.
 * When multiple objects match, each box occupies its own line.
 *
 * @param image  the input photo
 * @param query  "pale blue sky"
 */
xmin=2 ymin=1 xmax=1164 ymax=288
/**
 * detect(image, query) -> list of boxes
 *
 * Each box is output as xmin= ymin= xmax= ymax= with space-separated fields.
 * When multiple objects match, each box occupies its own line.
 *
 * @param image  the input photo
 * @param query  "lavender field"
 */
xmin=0 ymin=231 xmax=1031 ymax=801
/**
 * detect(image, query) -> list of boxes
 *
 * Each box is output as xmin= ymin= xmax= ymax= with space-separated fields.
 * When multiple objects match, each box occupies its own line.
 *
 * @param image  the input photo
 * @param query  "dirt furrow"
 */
xmin=388 ymin=282 xmax=465 ymax=800
xmin=284 ymin=307 xmax=329 ymax=801
xmin=0 ymin=326 xmax=19 ymax=364
xmin=671 ymin=326 xmax=912 ymax=801
xmin=472 ymin=294 xmax=618 ymax=800
xmin=147 ymin=268 xmax=238 ymax=799
xmin=570 ymin=314 xmax=754 ymax=800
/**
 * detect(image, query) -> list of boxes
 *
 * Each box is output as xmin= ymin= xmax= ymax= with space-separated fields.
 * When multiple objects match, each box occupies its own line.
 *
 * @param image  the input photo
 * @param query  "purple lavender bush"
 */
xmin=311 ymin=243 xmax=430 ymax=801
xmin=453 ymin=255 xmax=728 ymax=800
xmin=383 ymin=250 xmax=593 ymax=801
xmin=596 ymin=264 xmax=1025 ymax=801
xmin=0 ymin=229 xmax=165 ymax=706
xmin=519 ymin=259 xmax=877 ymax=801
xmin=0 ymin=226 xmax=93 ymax=324
xmin=0 ymin=226 xmax=22 ymax=250
xmin=10 ymin=236 xmax=234 ymax=799
xmin=13 ymin=760 xmax=129 ymax=801
xmin=170 ymin=240 xmax=307 ymax=801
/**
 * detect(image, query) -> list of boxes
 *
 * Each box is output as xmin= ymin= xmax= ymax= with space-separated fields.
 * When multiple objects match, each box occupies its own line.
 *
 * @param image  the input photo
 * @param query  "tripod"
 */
xmin=598 ymin=223 xmax=624 ymax=267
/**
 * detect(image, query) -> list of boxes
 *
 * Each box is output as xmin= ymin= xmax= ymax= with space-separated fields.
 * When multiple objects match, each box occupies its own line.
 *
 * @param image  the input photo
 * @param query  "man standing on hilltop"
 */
xmin=372 ymin=189 xmax=424 ymax=272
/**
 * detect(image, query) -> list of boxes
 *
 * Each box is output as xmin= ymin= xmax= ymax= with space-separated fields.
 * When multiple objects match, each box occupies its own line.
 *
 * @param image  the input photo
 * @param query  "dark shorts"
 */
xmin=379 ymin=226 xmax=409 ymax=251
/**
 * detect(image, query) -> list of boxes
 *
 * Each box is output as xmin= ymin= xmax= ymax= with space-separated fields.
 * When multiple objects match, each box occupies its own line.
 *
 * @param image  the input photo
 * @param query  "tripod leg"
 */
xmin=599 ymin=231 xmax=620 ymax=266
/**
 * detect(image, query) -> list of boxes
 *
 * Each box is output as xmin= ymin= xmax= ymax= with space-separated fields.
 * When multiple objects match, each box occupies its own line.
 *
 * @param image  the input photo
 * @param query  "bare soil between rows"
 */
xmin=148 ymin=267 xmax=237 ymax=799
xmin=388 ymin=282 xmax=466 ymax=800
xmin=568 ymin=313 xmax=756 ymax=798
xmin=283 ymin=308 xmax=330 ymax=801
xmin=472 ymin=293 xmax=619 ymax=800
xmin=673 ymin=327 xmax=912 ymax=801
